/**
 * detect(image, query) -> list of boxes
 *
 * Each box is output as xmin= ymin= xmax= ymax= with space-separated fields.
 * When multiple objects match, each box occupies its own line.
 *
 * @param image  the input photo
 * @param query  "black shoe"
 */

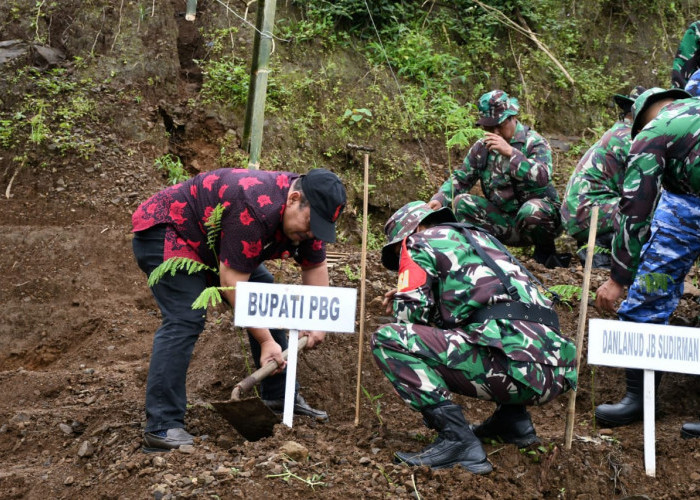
xmin=533 ymin=240 xmax=571 ymax=268
xmin=263 ymin=394 xmax=329 ymax=422
xmin=394 ymin=403 xmax=492 ymax=474
xmin=681 ymin=421 xmax=700 ymax=439
xmin=143 ymin=428 xmax=194 ymax=451
xmin=472 ymin=405 xmax=539 ymax=447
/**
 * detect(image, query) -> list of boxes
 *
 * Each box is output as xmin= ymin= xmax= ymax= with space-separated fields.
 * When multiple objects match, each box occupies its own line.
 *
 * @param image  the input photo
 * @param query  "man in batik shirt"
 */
xmin=594 ymin=87 xmax=700 ymax=439
xmin=372 ymin=202 xmax=577 ymax=474
xmin=428 ymin=90 xmax=566 ymax=268
xmin=132 ymin=168 xmax=346 ymax=450
xmin=561 ymin=86 xmax=646 ymax=267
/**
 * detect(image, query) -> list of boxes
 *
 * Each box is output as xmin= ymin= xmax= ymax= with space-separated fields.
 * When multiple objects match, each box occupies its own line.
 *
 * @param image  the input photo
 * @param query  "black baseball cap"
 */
xmin=300 ymin=169 xmax=347 ymax=243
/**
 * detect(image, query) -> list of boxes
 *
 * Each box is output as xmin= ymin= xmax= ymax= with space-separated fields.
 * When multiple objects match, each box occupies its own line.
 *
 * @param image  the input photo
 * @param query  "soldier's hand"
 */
xmin=427 ymin=200 xmax=442 ymax=210
xmin=595 ymin=278 xmax=625 ymax=313
xmin=382 ymin=289 xmax=397 ymax=314
xmin=483 ymin=132 xmax=514 ymax=157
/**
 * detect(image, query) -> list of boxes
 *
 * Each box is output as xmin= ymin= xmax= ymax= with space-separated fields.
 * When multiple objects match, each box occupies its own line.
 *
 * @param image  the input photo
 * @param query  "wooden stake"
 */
xmin=354 ymin=152 xmax=370 ymax=426
xmin=565 ymin=205 xmax=599 ymax=449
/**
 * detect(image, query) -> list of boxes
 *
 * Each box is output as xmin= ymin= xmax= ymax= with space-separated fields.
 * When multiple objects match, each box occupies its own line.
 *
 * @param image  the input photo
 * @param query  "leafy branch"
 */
xmin=147 ymin=257 xmax=217 ymax=287
xmin=635 ymin=272 xmax=674 ymax=294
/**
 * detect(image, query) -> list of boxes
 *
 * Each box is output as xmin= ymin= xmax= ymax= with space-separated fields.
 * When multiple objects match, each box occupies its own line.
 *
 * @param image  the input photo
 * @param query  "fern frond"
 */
xmin=636 ymin=272 xmax=674 ymax=294
xmin=205 ymin=203 xmax=226 ymax=257
xmin=546 ymin=284 xmax=595 ymax=303
xmin=191 ymin=286 xmax=235 ymax=310
xmin=578 ymin=244 xmax=611 ymax=255
xmin=147 ymin=257 xmax=217 ymax=287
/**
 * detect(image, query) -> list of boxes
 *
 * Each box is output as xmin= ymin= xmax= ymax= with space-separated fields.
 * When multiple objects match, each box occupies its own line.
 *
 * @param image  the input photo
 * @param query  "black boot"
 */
xmin=472 ymin=404 xmax=539 ymax=447
xmin=595 ymin=369 xmax=662 ymax=427
xmin=533 ymin=240 xmax=571 ymax=269
xmin=681 ymin=421 xmax=700 ymax=439
xmin=394 ymin=403 xmax=492 ymax=474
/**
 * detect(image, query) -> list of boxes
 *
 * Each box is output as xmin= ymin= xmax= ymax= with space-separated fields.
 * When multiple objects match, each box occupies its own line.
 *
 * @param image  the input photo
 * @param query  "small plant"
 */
xmin=341 ymin=264 xmax=360 ymax=281
xmin=546 ymin=284 xmax=595 ymax=304
xmin=342 ymin=107 xmax=372 ymax=126
xmin=361 ymin=385 xmax=384 ymax=426
xmin=519 ymin=442 xmax=555 ymax=463
xmin=154 ymin=154 xmax=189 ymax=185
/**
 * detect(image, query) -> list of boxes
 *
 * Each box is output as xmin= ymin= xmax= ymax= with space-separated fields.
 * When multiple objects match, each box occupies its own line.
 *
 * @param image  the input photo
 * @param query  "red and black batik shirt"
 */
xmin=132 ymin=169 xmax=326 ymax=274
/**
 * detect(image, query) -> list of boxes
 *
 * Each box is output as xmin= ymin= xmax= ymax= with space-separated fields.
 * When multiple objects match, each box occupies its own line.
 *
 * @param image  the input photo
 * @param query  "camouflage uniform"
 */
xmin=612 ymin=91 xmax=700 ymax=323
xmin=431 ymin=91 xmax=561 ymax=246
xmin=612 ymin=93 xmax=698 ymax=287
xmin=672 ymin=21 xmax=700 ymax=89
xmin=561 ymin=119 xmax=631 ymax=243
xmin=372 ymin=203 xmax=577 ymax=411
xmin=561 ymin=86 xmax=646 ymax=247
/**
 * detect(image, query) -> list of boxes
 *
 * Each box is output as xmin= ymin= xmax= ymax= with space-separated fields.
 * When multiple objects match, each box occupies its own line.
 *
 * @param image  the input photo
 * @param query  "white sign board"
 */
xmin=588 ymin=318 xmax=700 ymax=478
xmin=234 ymin=281 xmax=357 ymax=333
xmin=234 ymin=281 xmax=357 ymax=429
xmin=588 ymin=318 xmax=700 ymax=374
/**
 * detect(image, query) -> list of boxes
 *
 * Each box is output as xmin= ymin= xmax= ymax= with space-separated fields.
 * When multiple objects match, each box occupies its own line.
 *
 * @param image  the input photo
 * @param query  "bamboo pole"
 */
xmin=565 ymin=206 xmax=599 ymax=449
xmin=242 ymin=0 xmax=277 ymax=169
xmin=185 ymin=0 xmax=197 ymax=21
xmin=354 ymin=152 xmax=371 ymax=426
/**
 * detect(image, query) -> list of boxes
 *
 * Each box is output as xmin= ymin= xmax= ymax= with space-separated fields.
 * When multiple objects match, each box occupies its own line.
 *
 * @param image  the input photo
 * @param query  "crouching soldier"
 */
xmin=371 ymin=201 xmax=577 ymax=474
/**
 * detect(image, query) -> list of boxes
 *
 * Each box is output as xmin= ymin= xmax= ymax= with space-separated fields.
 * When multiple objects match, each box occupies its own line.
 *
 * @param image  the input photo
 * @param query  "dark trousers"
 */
xmin=132 ymin=225 xmax=292 ymax=432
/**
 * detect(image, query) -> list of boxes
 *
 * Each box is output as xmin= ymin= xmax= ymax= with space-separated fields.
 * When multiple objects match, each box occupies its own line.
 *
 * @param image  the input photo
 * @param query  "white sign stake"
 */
xmin=643 ymin=369 xmax=655 ymax=477
xmin=283 ymin=329 xmax=299 ymax=427
xmin=234 ymin=281 xmax=357 ymax=430
xmin=589 ymin=318 xmax=700 ymax=476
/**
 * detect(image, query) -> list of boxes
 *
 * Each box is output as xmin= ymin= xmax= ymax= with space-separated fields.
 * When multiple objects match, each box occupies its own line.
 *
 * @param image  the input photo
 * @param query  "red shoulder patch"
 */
xmin=396 ymin=239 xmax=427 ymax=292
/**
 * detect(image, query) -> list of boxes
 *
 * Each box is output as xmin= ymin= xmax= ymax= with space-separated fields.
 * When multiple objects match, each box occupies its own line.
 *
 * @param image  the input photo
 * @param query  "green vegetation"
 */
xmin=361 ymin=385 xmax=384 ymax=426
xmin=154 ymin=154 xmax=189 ymax=185
xmin=0 ymin=67 xmax=99 ymax=174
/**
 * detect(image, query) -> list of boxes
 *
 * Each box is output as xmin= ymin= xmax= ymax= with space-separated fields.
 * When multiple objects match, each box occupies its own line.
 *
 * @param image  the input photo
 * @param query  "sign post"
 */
xmin=234 ymin=281 xmax=357 ymax=427
xmin=588 ymin=318 xmax=700 ymax=476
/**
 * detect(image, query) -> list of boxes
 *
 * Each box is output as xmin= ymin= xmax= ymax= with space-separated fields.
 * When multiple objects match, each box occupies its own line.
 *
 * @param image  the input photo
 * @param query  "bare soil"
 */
xmin=2 ymin=2 xmax=700 ymax=499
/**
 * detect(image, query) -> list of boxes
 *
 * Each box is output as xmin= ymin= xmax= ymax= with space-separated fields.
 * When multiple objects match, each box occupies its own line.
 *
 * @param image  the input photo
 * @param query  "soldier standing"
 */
xmin=594 ymin=87 xmax=700 ymax=438
xmin=428 ymin=90 xmax=567 ymax=268
xmin=372 ymin=202 xmax=577 ymax=473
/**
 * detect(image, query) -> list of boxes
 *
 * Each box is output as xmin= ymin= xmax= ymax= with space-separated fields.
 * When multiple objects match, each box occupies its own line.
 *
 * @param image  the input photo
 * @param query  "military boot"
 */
xmin=595 ymin=369 xmax=663 ymax=427
xmin=681 ymin=420 xmax=700 ymax=439
xmin=394 ymin=403 xmax=492 ymax=474
xmin=472 ymin=404 xmax=539 ymax=447
xmin=533 ymin=239 xmax=571 ymax=268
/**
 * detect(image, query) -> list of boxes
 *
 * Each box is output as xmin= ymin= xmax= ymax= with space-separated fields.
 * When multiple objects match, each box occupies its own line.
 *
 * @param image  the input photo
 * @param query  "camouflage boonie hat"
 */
xmin=476 ymin=90 xmax=519 ymax=127
xmin=631 ymin=87 xmax=691 ymax=138
xmin=684 ymin=68 xmax=700 ymax=96
xmin=381 ymin=201 xmax=456 ymax=271
xmin=612 ymin=85 xmax=647 ymax=114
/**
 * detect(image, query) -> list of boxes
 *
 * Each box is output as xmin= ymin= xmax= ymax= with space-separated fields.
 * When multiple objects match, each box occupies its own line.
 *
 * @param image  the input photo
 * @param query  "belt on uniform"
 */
xmin=468 ymin=301 xmax=560 ymax=331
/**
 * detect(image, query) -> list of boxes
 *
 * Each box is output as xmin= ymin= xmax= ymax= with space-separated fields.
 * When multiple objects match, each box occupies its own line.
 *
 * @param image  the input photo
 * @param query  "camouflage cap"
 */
xmin=476 ymin=90 xmax=519 ymax=127
xmin=612 ymin=85 xmax=647 ymax=114
xmin=381 ymin=201 xmax=456 ymax=271
xmin=631 ymin=87 xmax=691 ymax=138
xmin=684 ymin=68 xmax=700 ymax=97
